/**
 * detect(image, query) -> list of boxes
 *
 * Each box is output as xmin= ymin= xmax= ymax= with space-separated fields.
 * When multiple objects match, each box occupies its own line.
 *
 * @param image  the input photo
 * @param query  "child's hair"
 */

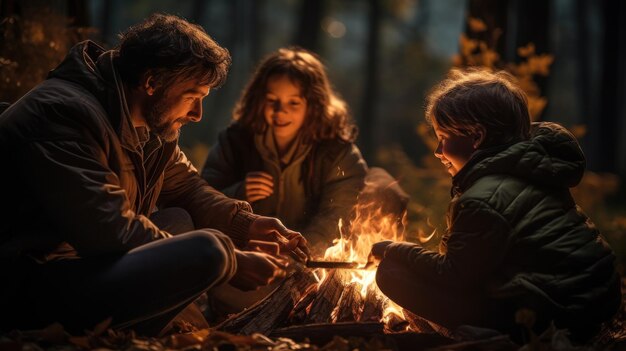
xmin=233 ymin=47 xmax=357 ymax=143
xmin=425 ymin=68 xmax=531 ymax=148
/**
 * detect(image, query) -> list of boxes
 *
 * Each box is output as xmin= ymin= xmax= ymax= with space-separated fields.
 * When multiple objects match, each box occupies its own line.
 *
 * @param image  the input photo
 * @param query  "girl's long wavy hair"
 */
xmin=233 ymin=47 xmax=357 ymax=144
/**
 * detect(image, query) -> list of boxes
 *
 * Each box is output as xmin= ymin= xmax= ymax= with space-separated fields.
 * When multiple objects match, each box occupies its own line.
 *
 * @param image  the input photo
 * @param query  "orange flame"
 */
xmin=318 ymin=199 xmax=424 ymax=329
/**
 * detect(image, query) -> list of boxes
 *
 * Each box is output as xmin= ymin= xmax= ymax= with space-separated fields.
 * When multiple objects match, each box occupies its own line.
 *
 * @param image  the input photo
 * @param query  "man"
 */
xmin=0 ymin=14 xmax=308 ymax=335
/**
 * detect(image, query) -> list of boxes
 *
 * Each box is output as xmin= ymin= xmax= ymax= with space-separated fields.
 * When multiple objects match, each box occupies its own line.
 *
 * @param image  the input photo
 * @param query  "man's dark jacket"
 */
xmin=0 ymin=41 xmax=256 ymax=265
xmin=384 ymin=122 xmax=622 ymax=336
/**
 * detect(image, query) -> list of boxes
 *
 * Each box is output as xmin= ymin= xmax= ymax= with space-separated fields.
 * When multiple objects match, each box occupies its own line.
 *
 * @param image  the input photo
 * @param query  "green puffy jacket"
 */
xmin=384 ymin=122 xmax=621 ymax=335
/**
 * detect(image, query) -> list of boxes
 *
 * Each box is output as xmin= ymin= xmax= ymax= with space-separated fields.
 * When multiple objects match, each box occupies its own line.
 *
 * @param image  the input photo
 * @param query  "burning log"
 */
xmin=359 ymin=285 xmax=385 ymax=322
xmin=217 ymin=269 xmax=317 ymax=335
xmin=216 ymin=191 xmax=417 ymax=336
xmin=304 ymin=270 xmax=348 ymax=324
xmin=287 ymin=283 xmax=318 ymax=324
xmin=335 ymin=282 xmax=364 ymax=322
xmin=385 ymin=312 xmax=410 ymax=332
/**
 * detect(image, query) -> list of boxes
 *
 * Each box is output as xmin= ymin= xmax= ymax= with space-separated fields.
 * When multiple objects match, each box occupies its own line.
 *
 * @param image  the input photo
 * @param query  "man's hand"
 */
xmin=249 ymin=216 xmax=310 ymax=259
xmin=245 ymin=171 xmax=273 ymax=203
xmin=229 ymin=250 xmax=287 ymax=291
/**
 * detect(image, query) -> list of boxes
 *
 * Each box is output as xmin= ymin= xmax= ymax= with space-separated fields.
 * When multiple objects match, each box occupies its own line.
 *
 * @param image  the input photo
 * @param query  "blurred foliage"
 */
xmin=0 ymin=6 xmax=95 ymax=102
xmin=453 ymin=17 xmax=553 ymax=120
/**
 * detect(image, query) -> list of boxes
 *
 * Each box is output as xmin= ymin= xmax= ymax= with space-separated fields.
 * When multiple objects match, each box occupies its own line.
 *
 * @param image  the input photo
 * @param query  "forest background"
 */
xmin=1 ymin=0 xmax=625 ymax=272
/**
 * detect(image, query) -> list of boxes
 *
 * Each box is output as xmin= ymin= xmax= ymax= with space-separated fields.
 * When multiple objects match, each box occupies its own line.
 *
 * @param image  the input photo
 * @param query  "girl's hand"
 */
xmin=245 ymin=171 xmax=274 ymax=203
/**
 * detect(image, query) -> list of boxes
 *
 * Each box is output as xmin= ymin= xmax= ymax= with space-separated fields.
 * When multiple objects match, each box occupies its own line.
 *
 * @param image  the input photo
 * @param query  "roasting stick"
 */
xmin=274 ymin=234 xmax=378 ymax=270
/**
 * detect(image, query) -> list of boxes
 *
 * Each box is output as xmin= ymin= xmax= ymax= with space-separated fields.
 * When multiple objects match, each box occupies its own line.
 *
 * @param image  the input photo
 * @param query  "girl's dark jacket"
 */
xmin=0 ymin=41 xmax=257 ymax=265
xmin=383 ymin=122 xmax=621 ymax=334
xmin=201 ymin=122 xmax=368 ymax=247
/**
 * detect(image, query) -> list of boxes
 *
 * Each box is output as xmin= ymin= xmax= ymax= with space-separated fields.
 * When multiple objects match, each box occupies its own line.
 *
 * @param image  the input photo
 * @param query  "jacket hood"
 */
xmin=47 ymin=40 xmax=141 ymax=151
xmin=47 ymin=40 xmax=108 ymax=99
xmin=454 ymin=122 xmax=586 ymax=192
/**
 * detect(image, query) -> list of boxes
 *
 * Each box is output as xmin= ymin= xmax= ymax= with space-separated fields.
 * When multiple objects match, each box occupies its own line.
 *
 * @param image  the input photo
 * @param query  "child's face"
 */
xmin=432 ymin=120 xmax=477 ymax=176
xmin=264 ymin=75 xmax=307 ymax=148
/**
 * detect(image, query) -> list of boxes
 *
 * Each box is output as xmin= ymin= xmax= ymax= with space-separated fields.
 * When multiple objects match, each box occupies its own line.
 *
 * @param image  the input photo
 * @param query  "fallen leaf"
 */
xmin=69 ymin=336 xmax=91 ymax=349
xmin=40 ymin=323 xmax=68 ymax=344
xmin=91 ymin=317 xmax=112 ymax=337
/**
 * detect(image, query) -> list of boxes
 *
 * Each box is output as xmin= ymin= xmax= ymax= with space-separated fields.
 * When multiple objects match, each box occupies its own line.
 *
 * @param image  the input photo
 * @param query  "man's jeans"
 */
xmin=1 ymin=208 xmax=235 ymax=335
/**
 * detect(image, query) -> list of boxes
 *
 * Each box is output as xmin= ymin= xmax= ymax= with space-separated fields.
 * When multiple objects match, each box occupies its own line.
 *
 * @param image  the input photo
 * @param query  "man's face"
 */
xmin=145 ymin=79 xmax=210 ymax=142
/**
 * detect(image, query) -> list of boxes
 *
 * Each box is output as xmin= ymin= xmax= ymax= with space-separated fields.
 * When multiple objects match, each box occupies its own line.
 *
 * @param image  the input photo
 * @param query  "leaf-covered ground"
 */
xmin=1 ymin=281 xmax=624 ymax=351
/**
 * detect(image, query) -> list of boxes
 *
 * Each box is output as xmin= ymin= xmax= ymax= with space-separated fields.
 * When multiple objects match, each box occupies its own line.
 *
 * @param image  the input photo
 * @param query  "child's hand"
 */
xmin=245 ymin=171 xmax=274 ymax=203
xmin=370 ymin=240 xmax=394 ymax=260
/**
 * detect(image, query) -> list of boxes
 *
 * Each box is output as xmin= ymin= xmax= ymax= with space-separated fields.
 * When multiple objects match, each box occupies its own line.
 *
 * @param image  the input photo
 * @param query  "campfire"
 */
xmin=217 ymin=199 xmax=439 ymax=341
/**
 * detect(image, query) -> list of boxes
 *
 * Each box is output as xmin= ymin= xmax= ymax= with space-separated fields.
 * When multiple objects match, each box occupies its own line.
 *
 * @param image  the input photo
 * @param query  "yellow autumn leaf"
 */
xmin=481 ymin=49 xmax=499 ymax=68
xmin=468 ymin=17 xmax=487 ymax=32
xmin=528 ymin=54 xmax=554 ymax=76
xmin=517 ymin=43 xmax=535 ymax=58
xmin=459 ymin=33 xmax=478 ymax=58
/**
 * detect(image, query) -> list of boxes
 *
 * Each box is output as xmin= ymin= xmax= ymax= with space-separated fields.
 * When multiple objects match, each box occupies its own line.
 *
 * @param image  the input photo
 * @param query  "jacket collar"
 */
xmin=451 ymin=142 xmax=516 ymax=197
xmin=254 ymin=129 xmax=312 ymax=169
xmin=94 ymin=50 xmax=144 ymax=153
xmin=47 ymin=41 xmax=144 ymax=153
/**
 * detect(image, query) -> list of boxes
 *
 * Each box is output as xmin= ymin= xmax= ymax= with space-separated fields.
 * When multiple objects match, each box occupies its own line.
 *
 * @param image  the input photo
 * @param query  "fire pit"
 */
xmin=217 ymin=201 xmax=445 ymax=344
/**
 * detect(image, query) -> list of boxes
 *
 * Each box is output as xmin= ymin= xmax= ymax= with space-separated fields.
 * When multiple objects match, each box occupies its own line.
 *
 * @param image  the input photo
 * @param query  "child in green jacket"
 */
xmin=371 ymin=68 xmax=621 ymax=341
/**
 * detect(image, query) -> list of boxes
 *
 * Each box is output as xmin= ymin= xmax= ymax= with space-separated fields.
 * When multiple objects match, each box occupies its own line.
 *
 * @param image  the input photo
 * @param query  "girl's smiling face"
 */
xmin=264 ymin=75 xmax=307 ymax=151
xmin=432 ymin=119 xmax=479 ymax=176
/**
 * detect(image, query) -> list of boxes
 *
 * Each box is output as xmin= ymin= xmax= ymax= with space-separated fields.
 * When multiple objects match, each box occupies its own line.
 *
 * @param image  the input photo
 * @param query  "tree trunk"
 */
xmin=359 ymin=0 xmax=381 ymax=160
xmin=293 ymin=0 xmax=324 ymax=51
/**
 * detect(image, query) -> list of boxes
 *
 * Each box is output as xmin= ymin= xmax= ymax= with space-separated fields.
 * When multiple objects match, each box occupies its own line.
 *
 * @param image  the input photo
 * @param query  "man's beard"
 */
xmin=145 ymin=95 xmax=183 ymax=142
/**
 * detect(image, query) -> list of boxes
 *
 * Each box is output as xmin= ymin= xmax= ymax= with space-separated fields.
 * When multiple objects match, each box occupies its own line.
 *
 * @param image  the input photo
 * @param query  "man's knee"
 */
xmin=183 ymin=230 xmax=237 ymax=287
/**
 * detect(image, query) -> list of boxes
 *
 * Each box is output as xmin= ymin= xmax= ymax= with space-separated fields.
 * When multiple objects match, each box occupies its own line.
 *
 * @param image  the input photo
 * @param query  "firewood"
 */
xmin=359 ymin=285 xmax=384 ymax=322
xmin=217 ymin=269 xmax=317 ymax=335
xmin=286 ymin=283 xmax=318 ymax=324
xmin=304 ymin=270 xmax=347 ymax=324
xmin=402 ymin=308 xmax=439 ymax=333
xmin=335 ymin=282 xmax=364 ymax=322
xmin=270 ymin=321 xmax=385 ymax=345
xmin=385 ymin=312 xmax=410 ymax=332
